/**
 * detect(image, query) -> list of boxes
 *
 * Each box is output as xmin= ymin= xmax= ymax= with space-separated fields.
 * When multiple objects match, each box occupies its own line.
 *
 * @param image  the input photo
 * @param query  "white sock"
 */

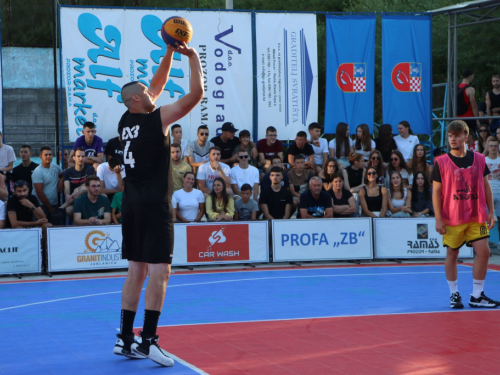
xmin=447 ymin=280 xmax=458 ymax=295
xmin=472 ymin=279 xmax=484 ymax=298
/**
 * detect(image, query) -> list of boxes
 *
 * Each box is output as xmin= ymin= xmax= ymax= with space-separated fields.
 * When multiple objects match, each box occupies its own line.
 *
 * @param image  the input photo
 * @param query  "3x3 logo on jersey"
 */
xmin=121 ymin=125 xmax=140 ymax=168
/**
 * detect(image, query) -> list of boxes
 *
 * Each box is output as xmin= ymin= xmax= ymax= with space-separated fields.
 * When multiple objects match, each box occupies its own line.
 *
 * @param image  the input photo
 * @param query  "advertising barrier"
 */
xmin=272 ymin=218 xmax=372 ymax=262
xmin=373 ymin=218 xmax=473 ymax=259
xmin=0 ymin=229 xmax=42 ymax=275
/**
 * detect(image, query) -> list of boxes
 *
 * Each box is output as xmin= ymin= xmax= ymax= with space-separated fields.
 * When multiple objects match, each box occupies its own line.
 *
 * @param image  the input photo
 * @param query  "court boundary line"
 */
xmin=161 ymin=351 xmax=209 ymax=375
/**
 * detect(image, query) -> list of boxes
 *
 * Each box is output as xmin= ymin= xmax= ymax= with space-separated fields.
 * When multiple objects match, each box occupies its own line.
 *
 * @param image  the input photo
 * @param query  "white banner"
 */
xmin=47 ymin=225 xmax=128 ymax=272
xmin=272 ymin=218 xmax=372 ymax=261
xmin=256 ymin=13 xmax=318 ymax=140
xmin=172 ymin=221 xmax=269 ymax=266
xmin=374 ymin=218 xmax=474 ymax=259
xmin=60 ymin=7 xmax=253 ymax=142
xmin=0 ymin=29 xmax=3 ymax=134
xmin=0 ymin=229 xmax=42 ymax=275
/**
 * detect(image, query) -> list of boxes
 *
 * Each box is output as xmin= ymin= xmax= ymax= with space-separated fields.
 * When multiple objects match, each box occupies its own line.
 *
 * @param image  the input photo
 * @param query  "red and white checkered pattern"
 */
xmin=353 ymin=77 xmax=366 ymax=92
xmin=410 ymin=77 xmax=421 ymax=92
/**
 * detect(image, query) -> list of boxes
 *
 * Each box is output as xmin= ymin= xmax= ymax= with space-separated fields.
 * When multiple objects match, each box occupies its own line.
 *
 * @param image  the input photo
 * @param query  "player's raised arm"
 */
xmin=148 ymin=47 xmax=175 ymax=102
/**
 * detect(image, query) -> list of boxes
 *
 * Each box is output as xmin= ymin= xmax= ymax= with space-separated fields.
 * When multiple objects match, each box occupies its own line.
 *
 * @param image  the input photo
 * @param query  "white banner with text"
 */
xmin=0 ymin=229 xmax=41 ymax=275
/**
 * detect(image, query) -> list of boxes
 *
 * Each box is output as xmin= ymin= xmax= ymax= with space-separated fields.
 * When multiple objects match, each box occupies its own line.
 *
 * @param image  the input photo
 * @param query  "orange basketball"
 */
xmin=161 ymin=16 xmax=193 ymax=46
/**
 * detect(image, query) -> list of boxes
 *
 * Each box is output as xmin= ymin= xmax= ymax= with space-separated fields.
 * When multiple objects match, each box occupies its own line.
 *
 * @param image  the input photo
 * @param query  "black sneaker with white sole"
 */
xmin=113 ymin=334 xmax=147 ymax=359
xmin=131 ymin=333 xmax=174 ymax=367
xmin=469 ymin=292 xmax=500 ymax=308
xmin=450 ymin=292 xmax=464 ymax=309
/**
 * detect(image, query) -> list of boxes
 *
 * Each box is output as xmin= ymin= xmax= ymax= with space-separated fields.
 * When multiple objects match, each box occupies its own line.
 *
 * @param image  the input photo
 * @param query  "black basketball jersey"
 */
xmin=118 ymin=108 xmax=173 ymax=204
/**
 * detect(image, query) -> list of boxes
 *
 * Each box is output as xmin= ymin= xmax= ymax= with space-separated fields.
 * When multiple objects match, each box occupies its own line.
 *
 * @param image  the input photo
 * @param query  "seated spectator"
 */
xmin=287 ymin=131 xmax=315 ymax=170
xmin=328 ymin=122 xmax=354 ymax=166
xmin=10 ymin=145 xmax=39 ymax=195
xmin=496 ymin=127 xmax=500 ymax=142
xmin=96 ymin=157 xmax=124 ymax=200
xmin=345 ymin=153 xmax=366 ymax=193
xmin=197 ymin=146 xmax=231 ymax=196
xmin=59 ymin=148 xmax=70 ymax=169
xmin=387 ymin=170 xmax=413 ymax=218
xmin=205 ymin=177 xmax=234 ymax=221
xmin=411 ymin=171 xmax=434 ymax=217
xmin=374 ymin=124 xmax=398 ymax=163
xmin=6 ymin=180 xmax=50 ymax=228
xmin=0 ymin=200 xmax=5 ymax=228
xmin=408 ymin=144 xmax=433 ymax=182
xmin=367 ymin=150 xmax=387 ymax=185
xmin=354 ymin=124 xmax=375 ymax=161
xmin=104 ymin=135 xmax=124 ymax=164
xmin=171 ymin=143 xmax=192 ymax=192
xmin=32 ymin=147 xmax=64 ymax=225
xmin=329 ymin=172 xmax=357 ymax=218
xmin=466 ymin=132 xmax=478 ymax=152
xmin=319 ymin=158 xmax=348 ymax=192
xmin=111 ymin=178 xmax=125 ymax=224
xmin=308 ymin=122 xmax=328 ymax=174
xmin=68 ymin=122 xmax=104 ymax=168
xmin=232 ymin=130 xmax=258 ymax=166
xmin=172 ymin=172 xmax=205 ymax=223
xmin=61 ymin=147 xmax=95 ymax=220
xmin=394 ymin=121 xmax=419 ymax=162
xmin=186 ymin=125 xmax=214 ymax=173
xmin=73 ymin=176 xmax=111 ymax=226
xmin=261 ymin=155 xmax=290 ymax=191
xmin=0 ymin=130 xmax=16 ymax=174
xmin=287 ymin=154 xmax=314 ymax=210
xmin=171 ymin=124 xmax=189 ymax=159
xmin=231 ymin=150 xmax=260 ymax=201
xmin=210 ymin=122 xmax=240 ymax=164
xmin=386 ymin=150 xmax=413 ymax=188
xmin=259 ymin=166 xmax=293 ymax=220
xmin=0 ymin=174 xmax=8 ymax=202
xmin=477 ymin=123 xmax=491 ymax=154
xmin=299 ymin=177 xmax=333 ymax=218
xmin=359 ymin=166 xmax=388 ymax=218
xmin=234 ymin=183 xmax=259 ymax=220
xmin=257 ymin=126 xmax=283 ymax=172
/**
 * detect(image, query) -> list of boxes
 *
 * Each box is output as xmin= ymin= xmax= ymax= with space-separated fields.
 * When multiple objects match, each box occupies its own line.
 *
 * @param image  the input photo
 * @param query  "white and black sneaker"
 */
xmin=113 ymin=334 xmax=147 ymax=359
xmin=131 ymin=333 xmax=174 ymax=367
xmin=450 ymin=292 xmax=464 ymax=309
xmin=469 ymin=292 xmax=500 ymax=308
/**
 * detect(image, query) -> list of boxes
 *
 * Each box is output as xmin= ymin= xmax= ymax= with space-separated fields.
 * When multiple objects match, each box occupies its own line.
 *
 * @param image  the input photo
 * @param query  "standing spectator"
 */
xmin=6 ymin=180 xmax=50 ymax=228
xmin=394 ymin=121 xmax=419 ymax=162
xmin=387 ymin=170 xmax=413 ymax=218
xmin=477 ymin=124 xmax=491 ymax=154
xmin=408 ymin=144 xmax=433 ymax=182
xmin=308 ymin=122 xmax=328 ymax=173
xmin=232 ymin=130 xmax=258 ymax=166
xmin=344 ymin=153 xmax=366 ymax=193
xmin=172 ymin=172 xmax=205 ymax=223
xmin=486 ymin=74 xmax=500 ymax=129
xmin=257 ymin=126 xmax=283 ymax=172
xmin=197 ymin=146 xmax=231 ymax=196
xmin=261 ymin=155 xmax=290 ymax=191
xmin=330 ymin=172 xmax=357 ymax=218
xmin=104 ymin=135 xmax=124 ymax=164
xmin=367 ymin=150 xmax=387 ymax=186
xmin=73 ymin=176 xmax=111 ymax=226
xmin=359 ymin=166 xmax=388 ymax=218
xmin=185 ymin=125 xmax=214 ymax=172
xmin=354 ymin=124 xmax=375 ymax=161
xmin=411 ymin=171 xmax=433 ymax=217
xmin=111 ymin=178 xmax=125 ymax=225
xmin=171 ymin=143 xmax=192 ymax=192
xmin=230 ymin=150 xmax=260 ymax=200
xmin=374 ymin=124 xmax=398 ymax=163
xmin=259 ymin=166 xmax=293 ymax=220
xmin=457 ymin=69 xmax=481 ymax=135
xmin=0 ymin=131 xmax=16 ymax=174
xmin=299 ymin=177 xmax=333 ymax=218
xmin=287 ymin=155 xmax=314 ymax=210
xmin=96 ymin=157 xmax=124 ymax=200
xmin=171 ymin=124 xmax=189 ymax=159
xmin=485 ymin=137 xmax=500 ymax=244
xmin=32 ymin=147 xmax=64 ymax=225
xmin=205 ymin=177 xmax=234 ymax=221
xmin=386 ymin=150 xmax=413 ymax=188
xmin=11 ymin=145 xmax=39 ymax=195
xmin=210 ymin=122 xmax=240 ymax=164
xmin=287 ymin=131 xmax=315 ymax=170
xmin=234 ymin=183 xmax=259 ymax=220
xmin=68 ymin=122 xmax=104 ymax=168
xmin=61 ymin=147 xmax=95 ymax=220
xmin=329 ymin=122 xmax=354 ymax=167
xmin=318 ymin=158 xmax=348 ymax=192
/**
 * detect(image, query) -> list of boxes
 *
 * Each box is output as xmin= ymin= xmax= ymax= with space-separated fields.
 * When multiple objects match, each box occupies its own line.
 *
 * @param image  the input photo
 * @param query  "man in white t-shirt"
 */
xmin=185 ymin=125 xmax=214 ymax=173
xmin=96 ymin=157 xmax=125 ymax=200
xmin=0 ymin=131 xmax=17 ymax=174
xmin=308 ymin=123 xmax=328 ymax=174
xmin=393 ymin=121 xmax=419 ymax=162
xmin=171 ymin=124 xmax=189 ymax=159
xmin=231 ymin=150 xmax=260 ymax=200
xmin=485 ymin=138 xmax=500 ymax=245
xmin=172 ymin=172 xmax=205 ymax=222
xmin=196 ymin=146 xmax=231 ymax=196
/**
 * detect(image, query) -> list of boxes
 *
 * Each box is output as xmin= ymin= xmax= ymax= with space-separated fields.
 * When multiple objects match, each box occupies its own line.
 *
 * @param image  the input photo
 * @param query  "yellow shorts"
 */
xmin=443 ymin=222 xmax=489 ymax=250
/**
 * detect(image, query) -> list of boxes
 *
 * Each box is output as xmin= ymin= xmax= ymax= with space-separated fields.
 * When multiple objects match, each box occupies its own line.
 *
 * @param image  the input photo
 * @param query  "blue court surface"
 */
xmin=1 ymin=264 xmax=499 ymax=374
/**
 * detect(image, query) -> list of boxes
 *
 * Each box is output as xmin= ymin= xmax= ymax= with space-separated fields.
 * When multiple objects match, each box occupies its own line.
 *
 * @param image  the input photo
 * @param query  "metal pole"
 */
xmin=226 ymin=0 xmax=233 ymax=9
xmin=51 ymin=0 xmax=60 ymax=165
xmin=453 ymin=13 xmax=458 ymax=118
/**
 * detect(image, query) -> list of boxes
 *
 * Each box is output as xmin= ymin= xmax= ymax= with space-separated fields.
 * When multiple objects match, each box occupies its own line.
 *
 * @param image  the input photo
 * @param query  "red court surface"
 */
xmin=155 ymin=311 xmax=500 ymax=374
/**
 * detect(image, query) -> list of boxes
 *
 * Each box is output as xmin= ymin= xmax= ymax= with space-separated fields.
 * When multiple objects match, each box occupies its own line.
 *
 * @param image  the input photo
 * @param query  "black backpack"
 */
xmin=457 ymin=85 xmax=470 ymax=116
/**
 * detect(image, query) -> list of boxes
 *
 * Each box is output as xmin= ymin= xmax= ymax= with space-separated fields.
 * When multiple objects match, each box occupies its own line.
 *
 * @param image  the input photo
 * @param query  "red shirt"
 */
xmin=458 ymin=83 xmax=475 ymax=118
xmin=257 ymin=139 xmax=283 ymax=160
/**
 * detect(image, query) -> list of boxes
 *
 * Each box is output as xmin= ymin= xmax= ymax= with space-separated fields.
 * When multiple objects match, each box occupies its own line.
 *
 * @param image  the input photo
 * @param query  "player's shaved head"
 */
xmin=121 ymin=81 xmax=144 ymax=106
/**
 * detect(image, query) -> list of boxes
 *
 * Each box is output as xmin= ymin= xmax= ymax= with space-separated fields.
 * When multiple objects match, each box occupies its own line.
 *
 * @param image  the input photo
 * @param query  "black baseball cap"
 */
xmin=221 ymin=122 xmax=238 ymax=133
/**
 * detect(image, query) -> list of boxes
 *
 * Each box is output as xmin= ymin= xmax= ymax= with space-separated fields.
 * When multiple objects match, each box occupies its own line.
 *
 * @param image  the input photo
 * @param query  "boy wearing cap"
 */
xmin=210 ymin=122 xmax=240 ymax=164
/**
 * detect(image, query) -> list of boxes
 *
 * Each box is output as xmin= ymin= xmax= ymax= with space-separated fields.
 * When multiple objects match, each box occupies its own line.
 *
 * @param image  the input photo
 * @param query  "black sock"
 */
xmin=120 ymin=309 xmax=136 ymax=336
xmin=142 ymin=310 xmax=161 ymax=338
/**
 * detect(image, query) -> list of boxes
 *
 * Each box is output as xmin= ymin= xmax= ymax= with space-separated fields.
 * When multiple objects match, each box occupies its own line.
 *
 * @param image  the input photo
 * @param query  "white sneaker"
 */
xmin=113 ymin=334 xmax=147 ymax=359
xmin=131 ymin=334 xmax=174 ymax=367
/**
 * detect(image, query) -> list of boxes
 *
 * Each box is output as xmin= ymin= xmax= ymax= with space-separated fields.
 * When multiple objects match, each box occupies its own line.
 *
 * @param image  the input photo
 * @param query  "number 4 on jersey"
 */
xmin=122 ymin=125 xmax=140 ymax=169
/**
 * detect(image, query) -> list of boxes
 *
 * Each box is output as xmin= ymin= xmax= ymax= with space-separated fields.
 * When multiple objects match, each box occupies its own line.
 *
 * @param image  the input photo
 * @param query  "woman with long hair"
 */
xmin=354 ymin=124 xmax=375 ymax=161
xmin=345 ymin=153 xmax=366 ymax=193
xmin=394 ymin=121 xmax=419 ymax=162
xmin=386 ymin=150 xmax=413 ymax=188
xmin=387 ymin=170 xmax=413 ymax=217
xmin=477 ymin=123 xmax=491 ymax=154
xmin=411 ymin=171 xmax=433 ymax=217
xmin=367 ymin=150 xmax=386 ymax=185
xmin=329 ymin=172 xmax=357 ymax=218
xmin=359 ymin=166 xmax=388 ymax=218
xmin=408 ymin=144 xmax=433 ymax=182
xmin=318 ymin=158 xmax=349 ymax=191
xmin=172 ymin=172 xmax=205 ymax=222
xmin=328 ymin=122 xmax=354 ymax=166
xmin=205 ymin=177 xmax=234 ymax=221
xmin=374 ymin=124 xmax=398 ymax=163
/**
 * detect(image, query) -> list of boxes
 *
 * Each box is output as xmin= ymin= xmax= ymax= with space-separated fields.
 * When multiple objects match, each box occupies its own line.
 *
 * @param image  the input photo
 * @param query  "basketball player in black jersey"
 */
xmin=113 ymin=42 xmax=203 ymax=367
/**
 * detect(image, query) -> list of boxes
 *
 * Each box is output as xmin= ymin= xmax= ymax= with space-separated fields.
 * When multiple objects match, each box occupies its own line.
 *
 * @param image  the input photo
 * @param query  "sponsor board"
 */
xmin=0 ymin=229 xmax=41 ymax=275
